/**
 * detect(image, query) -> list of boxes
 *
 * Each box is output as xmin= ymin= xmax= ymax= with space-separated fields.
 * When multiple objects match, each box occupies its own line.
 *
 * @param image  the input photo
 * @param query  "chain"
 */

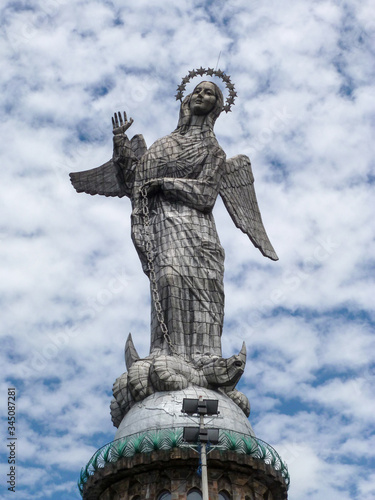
xmin=140 ymin=186 xmax=180 ymax=358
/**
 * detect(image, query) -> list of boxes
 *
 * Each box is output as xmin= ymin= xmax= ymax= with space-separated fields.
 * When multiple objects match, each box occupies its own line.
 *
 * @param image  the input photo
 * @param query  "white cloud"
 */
xmin=1 ymin=0 xmax=374 ymax=498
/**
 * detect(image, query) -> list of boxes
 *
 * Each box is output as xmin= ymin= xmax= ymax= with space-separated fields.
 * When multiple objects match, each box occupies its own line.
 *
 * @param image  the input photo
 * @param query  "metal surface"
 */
xmin=140 ymin=184 xmax=179 ymax=357
xmin=200 ymin=406 xmax=209 ymax=500
xmin=70 ymin=79 xmax=278 ymax=378
xmin=71 ymin=78 xmax=279 ymax=425
xmin=114 ymin=387 xmax=255 ymax=441
xmin=201 ymin=442 xmax=209 ymax=500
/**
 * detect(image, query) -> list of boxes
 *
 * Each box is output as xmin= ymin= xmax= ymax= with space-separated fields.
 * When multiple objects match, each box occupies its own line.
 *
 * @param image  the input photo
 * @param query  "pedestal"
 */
xmin=79 ymin=388 xmax=289 ymax=499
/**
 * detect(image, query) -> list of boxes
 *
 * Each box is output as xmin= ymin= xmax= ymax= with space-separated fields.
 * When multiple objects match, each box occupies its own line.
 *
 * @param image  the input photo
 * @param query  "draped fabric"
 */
xmin=129 ymin=85 xmax=226 ymax=361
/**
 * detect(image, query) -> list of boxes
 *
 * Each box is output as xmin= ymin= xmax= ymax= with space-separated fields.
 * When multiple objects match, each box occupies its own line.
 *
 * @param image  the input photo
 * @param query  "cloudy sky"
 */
xmin=1 ymin=0 xmax=374 ymax=498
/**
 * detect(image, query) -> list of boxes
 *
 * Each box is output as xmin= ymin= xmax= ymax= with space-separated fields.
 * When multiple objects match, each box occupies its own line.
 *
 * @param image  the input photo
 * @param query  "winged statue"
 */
xmin=70 ymin=75 xmax=278 ymax=419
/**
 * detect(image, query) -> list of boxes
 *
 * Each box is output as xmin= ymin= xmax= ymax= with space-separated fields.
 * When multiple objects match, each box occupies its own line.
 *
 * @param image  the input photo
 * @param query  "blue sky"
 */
xmin=0 ymin=0 xmax=374 ymax=498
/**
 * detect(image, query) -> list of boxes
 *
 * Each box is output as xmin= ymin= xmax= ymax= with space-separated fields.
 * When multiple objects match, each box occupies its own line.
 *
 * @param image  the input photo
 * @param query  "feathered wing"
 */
xmin=69 ymin=159 xmax=128 ymax=197
xmin=69 ymin=134 xmax=147 ymax=198
xmin=220 ymin=154 xmax=278 ymax=261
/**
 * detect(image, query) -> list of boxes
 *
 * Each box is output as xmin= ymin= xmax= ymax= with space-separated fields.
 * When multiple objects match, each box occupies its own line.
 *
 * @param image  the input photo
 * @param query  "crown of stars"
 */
xmin=175 ymin=67 xmax=236 ymax=113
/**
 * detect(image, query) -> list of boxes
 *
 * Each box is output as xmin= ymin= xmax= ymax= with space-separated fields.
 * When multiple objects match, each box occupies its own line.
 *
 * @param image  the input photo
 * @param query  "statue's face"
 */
xmin=190 ymin=81 xmax=217 ymax=115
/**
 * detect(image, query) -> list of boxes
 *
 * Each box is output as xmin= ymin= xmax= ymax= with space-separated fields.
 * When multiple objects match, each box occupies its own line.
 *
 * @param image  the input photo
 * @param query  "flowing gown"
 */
xmin=128 ymin=126 xmax=227 ymax=361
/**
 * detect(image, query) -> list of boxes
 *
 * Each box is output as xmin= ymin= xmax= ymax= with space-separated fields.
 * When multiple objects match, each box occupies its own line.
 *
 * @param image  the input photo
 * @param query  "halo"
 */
xmin=175 ymin=67 xmax=237 ymax=113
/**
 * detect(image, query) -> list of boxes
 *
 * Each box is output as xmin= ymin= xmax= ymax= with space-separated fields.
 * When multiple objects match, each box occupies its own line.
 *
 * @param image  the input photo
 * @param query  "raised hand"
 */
xmin=112 ymin=111 xmax=134 ymax=135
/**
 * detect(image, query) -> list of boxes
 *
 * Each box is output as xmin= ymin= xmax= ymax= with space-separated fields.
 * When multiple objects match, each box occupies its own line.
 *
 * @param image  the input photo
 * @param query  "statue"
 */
xmin=70 ymin=69 xmax=278 ymax=426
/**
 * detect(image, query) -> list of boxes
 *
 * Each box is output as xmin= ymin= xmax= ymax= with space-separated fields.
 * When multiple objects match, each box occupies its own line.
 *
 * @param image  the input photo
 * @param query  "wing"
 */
xmin=69 ymin=159 xmax=128 ymax=198
xmin=220 ymin=154 xmax=278 ymax=261
xmin=69 ymin=134 xmax=147 ymax=197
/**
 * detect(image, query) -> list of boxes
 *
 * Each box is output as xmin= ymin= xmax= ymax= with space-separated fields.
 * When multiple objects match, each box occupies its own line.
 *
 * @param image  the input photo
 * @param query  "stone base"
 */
xmin=83 ymin=448 xmax=288 ymax=500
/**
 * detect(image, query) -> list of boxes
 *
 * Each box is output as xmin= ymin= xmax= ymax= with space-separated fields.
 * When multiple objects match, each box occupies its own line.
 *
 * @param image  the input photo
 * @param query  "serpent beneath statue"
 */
xmin=110 ymin=334 xmax=250 ymax=428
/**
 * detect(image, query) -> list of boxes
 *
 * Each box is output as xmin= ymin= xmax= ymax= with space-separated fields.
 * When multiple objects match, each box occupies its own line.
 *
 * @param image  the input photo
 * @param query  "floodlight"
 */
xmin=183 ymin=426 xmax=200 ymax=442
xmin=182 ymin=398 xmax=219 ymax=415
xmin=183 ymin=427 xmax=220 ymax=444
xmin=200 ymin=428 xmax=219 ymax=444
xmin=182 ymin=398 xmax=199 ymax=414
xmin=204 ymin=400 xmax=219 ymax=415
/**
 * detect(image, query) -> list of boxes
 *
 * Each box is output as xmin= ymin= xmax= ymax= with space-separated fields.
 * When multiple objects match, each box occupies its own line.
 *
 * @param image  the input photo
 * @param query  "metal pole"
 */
xmin=200 ymin=413 xmax=209 ymax=500
xmin=201 ymin=441 xmax=209 ymax=500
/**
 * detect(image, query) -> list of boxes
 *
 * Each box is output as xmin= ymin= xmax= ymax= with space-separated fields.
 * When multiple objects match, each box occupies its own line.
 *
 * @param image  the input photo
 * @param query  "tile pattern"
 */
xmin=131 ymin=128 xmax=226 ymax=360
xmin=70 ymin=82 xmax=278 ymax=424
xmin=111 ymin=344 xmax=250 ymax=427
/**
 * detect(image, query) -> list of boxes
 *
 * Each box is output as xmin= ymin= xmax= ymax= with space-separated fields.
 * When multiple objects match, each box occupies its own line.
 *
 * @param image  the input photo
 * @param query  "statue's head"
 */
xmin=176 ymin=80 xmax=224 ymax=132
xmin=189 ymin=81 xmax=219 ymax=115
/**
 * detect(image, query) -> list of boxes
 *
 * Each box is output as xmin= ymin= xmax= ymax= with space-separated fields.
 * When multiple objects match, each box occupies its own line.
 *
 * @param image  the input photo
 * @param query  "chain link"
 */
xmin=140 ymin=186 xmax=180 ymax=357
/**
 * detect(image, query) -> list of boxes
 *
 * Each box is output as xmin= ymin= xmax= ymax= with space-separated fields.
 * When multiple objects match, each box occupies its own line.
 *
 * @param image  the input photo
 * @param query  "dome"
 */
xmin=114 ymin=387 xmax=255 ymax=441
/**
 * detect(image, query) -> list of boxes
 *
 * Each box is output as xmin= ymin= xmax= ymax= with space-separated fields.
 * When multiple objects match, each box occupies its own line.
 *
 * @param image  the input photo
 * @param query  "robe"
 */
xmin=125 ymin=126 xmax=226 ymax=361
